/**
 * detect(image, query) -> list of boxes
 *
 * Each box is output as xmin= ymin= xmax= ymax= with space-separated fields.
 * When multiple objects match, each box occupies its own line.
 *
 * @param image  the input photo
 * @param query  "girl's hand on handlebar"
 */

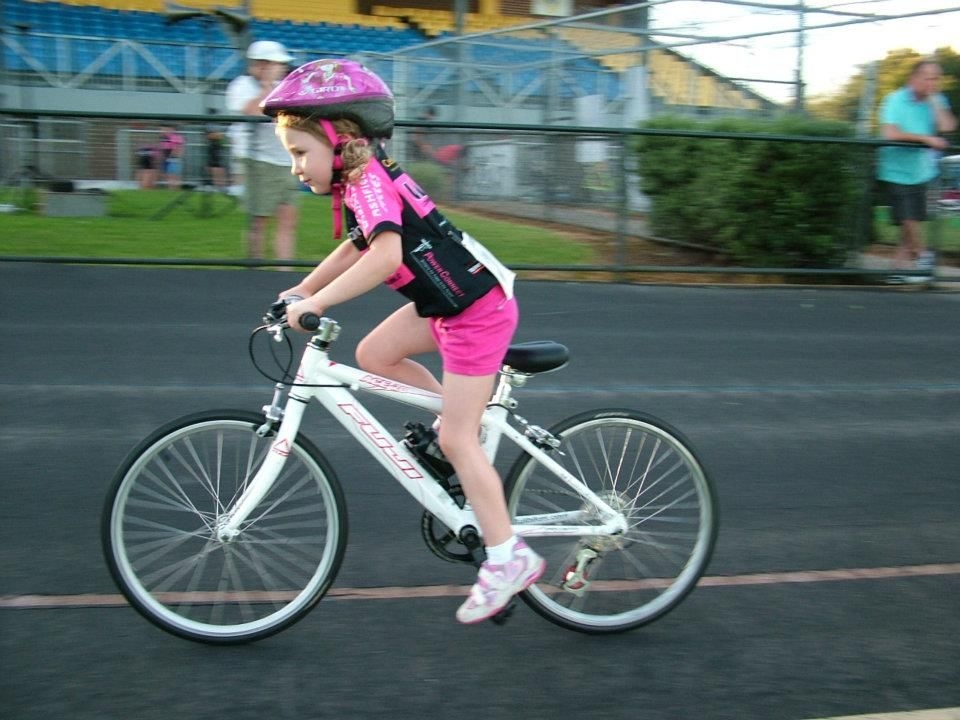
xmin=265 ymin=293 xmax=303 ymax=322
xmin=285 ymin=297 xmax=325 ymax=333
xmin=279 ymin=284 xmax=311 ymax=301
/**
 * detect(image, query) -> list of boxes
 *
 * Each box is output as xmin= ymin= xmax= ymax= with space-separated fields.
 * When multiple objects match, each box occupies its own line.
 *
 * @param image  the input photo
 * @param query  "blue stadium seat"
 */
xmin=0 ymin=0 xmax=619 ymax=101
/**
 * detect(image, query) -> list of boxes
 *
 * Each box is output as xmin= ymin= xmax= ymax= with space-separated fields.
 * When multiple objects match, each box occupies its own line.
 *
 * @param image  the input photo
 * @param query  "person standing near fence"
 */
xmin=204 ymin=109 xmax=227 ymax=189
xmin=135 ymin=135 xmax=158 ymax=190
xmin=877 ymin=58 xmax=957 ymax=275
xmin=226 ymin=41 xmax=302 ymax=265
xmin=159 ymin=124 xmax=185 ymax=190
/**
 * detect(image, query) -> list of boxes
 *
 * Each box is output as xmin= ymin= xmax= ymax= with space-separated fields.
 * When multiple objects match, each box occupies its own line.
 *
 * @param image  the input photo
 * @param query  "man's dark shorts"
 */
xmin=886 ymin=181 xmax=929 ymax=225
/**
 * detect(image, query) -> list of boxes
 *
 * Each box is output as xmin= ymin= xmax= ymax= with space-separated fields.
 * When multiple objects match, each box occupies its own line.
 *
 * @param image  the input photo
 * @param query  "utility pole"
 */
xmin=454 ymin=0 xmax=467 ymax=118
xmin=856 ymin=61 xmax=877 ymax=137
xmin=453 ymin=0 xmax=466 ymax=34
xmin=794 ymin=0 xmax=806 ymax=113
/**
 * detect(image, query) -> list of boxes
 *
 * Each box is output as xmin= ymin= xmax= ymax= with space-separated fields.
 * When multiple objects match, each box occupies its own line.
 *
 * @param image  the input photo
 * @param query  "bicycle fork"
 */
xmin=214 ymin=395 xmax=310 ymax=543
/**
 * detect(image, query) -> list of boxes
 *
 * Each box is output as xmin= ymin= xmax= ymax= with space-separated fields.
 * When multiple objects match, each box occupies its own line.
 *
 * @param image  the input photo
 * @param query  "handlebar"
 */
xmin=252 ymin=300 xmax=341 ymax=384
xmin=299 ymin=313 xmax=321 ymax=332
xmin=262 ymin=298 xmax=339 ymax=344
xmin=264 ymin=296 xmax=319 ymax=331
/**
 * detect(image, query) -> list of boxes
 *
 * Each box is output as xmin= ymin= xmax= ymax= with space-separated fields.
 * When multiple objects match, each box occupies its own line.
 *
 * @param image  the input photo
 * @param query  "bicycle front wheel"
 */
xmin=504 ymin=409 xmax=717 ymax=634
xmin=102 ymin=410 xmax=347 ymax=644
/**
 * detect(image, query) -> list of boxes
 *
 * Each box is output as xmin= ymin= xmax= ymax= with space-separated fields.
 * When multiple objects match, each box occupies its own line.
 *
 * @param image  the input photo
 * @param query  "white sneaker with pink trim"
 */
xmin=456 ymin=540 xmax=546 ymax=624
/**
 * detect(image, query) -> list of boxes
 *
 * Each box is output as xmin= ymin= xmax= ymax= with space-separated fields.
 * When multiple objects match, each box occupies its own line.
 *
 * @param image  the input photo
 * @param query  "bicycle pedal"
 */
xmin=489 ymin=600 xmax=516 ymax=625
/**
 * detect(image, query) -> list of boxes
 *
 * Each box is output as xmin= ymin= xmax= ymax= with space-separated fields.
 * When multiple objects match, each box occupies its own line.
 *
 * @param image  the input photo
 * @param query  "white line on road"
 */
xmin=803 ymin=710 xmax=960 ymax=720
xmin=2 ymin=562 xmax=958 ymax=609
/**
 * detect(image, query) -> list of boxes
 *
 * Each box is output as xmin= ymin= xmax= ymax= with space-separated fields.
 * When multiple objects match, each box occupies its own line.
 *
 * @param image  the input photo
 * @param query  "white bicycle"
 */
xmin=102 ymin=304 xmax=718 ymax=644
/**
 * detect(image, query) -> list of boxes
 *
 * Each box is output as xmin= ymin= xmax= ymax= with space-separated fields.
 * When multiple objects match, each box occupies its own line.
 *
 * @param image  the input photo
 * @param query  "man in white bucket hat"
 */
xmin=226 ymin=40 xmax=302 ymax=266
xmin=246 ymin=40 xmax=293 ymax=64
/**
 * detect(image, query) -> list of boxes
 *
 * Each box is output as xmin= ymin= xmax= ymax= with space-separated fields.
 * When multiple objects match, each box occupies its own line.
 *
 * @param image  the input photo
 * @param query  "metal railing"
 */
xmin=0 ymin=109 xmax=956 ymax=285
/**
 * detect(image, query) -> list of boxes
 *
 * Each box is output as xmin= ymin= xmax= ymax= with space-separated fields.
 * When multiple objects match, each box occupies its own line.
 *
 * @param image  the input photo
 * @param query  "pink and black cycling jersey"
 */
xmin=343 ymin=151 xmax=500 ymax=318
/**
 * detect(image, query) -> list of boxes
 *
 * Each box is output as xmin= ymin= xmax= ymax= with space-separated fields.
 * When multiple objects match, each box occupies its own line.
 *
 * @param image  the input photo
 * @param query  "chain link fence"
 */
xmin=1 ymin=2 xmax=958 ymax=281
xmin=0 ymin=108 xmax=922 ymax=282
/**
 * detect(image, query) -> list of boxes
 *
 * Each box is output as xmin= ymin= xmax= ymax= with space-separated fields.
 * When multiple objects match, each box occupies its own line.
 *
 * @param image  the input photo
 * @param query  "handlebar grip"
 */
xmin=299 ymin=313 xmax=322 ymax=332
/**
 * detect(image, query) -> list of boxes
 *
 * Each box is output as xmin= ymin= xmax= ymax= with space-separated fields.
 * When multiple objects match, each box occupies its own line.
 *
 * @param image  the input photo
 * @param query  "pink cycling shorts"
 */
xmin=430 ymin=286 xmax=519 ymax=376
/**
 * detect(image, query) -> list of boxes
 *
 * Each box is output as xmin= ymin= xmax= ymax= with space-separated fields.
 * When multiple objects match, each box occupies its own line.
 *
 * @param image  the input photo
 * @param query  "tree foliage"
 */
xmin=810 ymin=46 xmax=959 ymax=132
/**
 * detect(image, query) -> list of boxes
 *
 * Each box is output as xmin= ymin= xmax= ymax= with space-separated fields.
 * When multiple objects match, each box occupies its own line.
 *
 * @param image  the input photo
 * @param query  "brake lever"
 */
xmin=266 ymin=323 xmax=286 ymax=343
xmin=263 ymin=295 xmax=304 ymax=341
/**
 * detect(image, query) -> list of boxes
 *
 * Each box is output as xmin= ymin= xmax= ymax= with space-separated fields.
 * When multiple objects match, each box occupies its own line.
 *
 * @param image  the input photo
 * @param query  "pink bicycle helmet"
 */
xmin=260 ymin=58 xmax=395 ymax=139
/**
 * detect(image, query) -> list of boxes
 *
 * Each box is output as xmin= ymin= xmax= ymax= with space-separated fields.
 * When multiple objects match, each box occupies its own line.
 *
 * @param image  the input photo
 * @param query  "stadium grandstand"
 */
xmin=1 ymin=0 xmax=775 ymax=116
xmin=0 ymin=1 xmax=776 ymax=204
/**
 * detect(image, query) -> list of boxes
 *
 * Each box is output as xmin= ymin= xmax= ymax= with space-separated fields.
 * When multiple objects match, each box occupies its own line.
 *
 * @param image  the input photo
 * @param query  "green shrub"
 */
xmin=633 ymin=115 xmax=867 ymax=267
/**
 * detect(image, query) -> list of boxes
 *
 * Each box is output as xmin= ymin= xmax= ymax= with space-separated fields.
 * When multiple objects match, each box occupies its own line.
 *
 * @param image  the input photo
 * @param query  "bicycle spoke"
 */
xmin=105 ymin=414 xmax=346 ymax=643
xmin=506 ymin=410 xmax=717 ymax=633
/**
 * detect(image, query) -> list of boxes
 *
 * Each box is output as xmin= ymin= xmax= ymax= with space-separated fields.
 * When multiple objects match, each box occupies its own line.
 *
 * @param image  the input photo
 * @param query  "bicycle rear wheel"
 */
xmin=102 ymin=410 xmax=347 ymax=644
xmin=504 ymin=409 xmax=717 ymax=634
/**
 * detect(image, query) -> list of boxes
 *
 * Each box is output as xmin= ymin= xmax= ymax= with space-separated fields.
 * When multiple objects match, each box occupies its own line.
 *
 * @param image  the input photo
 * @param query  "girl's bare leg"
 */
xmin=359 ymin=305 xmax=513 ymax=544
xmin=355 ymin=303 xmax=441 ymax=393
xmin=437 ymin=372 xmax=513 ymax=547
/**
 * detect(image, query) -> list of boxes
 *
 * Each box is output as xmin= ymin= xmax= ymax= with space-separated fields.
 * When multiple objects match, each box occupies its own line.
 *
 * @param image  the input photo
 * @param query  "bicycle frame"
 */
xmin=216 ymin=318 xmax=627 ymax=544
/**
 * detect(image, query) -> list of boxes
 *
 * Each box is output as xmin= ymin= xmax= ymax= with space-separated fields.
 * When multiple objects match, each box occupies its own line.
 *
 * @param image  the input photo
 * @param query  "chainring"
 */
xmin=420 ymin=484 xmax=474 ymax=563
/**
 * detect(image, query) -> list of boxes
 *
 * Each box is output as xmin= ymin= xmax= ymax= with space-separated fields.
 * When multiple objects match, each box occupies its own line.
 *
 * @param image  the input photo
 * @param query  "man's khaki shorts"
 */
xmin=243 ymin=158 xmax=302 ymax=216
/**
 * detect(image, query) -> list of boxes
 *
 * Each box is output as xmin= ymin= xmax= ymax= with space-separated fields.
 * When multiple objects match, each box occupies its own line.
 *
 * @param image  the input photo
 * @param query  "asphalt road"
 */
xmin=2 ymin=263 xmax=959 ymax=720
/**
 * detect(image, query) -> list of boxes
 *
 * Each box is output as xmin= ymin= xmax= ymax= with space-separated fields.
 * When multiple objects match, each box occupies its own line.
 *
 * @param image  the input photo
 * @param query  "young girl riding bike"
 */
xmin=260 ymin=59 xmax=545 ymax=624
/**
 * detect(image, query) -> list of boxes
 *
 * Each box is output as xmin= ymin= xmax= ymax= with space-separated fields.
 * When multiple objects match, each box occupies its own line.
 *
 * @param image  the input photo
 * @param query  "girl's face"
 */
xmin=276 ymin=125 xmax=334 ymax=194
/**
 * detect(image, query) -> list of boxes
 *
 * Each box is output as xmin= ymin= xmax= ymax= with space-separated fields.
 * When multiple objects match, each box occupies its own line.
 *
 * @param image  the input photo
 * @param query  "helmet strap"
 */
xmin=319 ymin=119 xmax=345 ymax=239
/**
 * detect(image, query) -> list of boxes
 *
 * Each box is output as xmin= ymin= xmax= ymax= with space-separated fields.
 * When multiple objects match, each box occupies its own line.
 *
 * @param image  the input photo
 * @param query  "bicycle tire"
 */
xmin=102 ymin=410 xmax=347 ymax=644
xmin=504 ymin=408 xmax=717 ymax=634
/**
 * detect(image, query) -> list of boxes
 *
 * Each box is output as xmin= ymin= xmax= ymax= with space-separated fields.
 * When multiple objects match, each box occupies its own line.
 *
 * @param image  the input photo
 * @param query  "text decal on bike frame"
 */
xmin=358 ymin=374 xmax=438 ymax=398
xmin=338 ymin=403 xmax=425 ymax=480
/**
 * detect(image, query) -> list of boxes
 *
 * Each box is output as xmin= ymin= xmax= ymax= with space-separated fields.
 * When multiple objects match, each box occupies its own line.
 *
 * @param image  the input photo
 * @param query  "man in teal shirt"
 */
xmin=878 ymin=59 xmax=956 ymax=274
